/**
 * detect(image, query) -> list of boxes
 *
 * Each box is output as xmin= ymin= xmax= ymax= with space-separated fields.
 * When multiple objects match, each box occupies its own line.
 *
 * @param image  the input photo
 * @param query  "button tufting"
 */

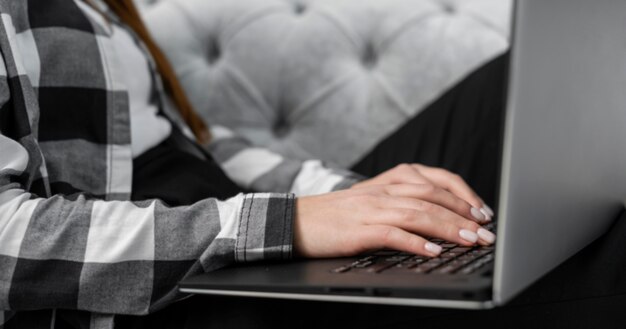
xmin=272 ymin=116 xmax=290 ymax=137
xmin=442 ymin=3 xmax=456 ymax=14
xmin=361 ymin=43 xmax=378 ymax=69
xmin=206 ymin=38 xmax=221 ymax=64
xmin=293 ymin=2 xmax=307 ymax=15
xmin=149 ymin=0 xmax=513 ymax=168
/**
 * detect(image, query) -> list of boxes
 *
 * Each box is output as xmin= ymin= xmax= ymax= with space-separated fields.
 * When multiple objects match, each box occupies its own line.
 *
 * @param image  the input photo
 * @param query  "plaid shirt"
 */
xmin=0 ymin=0 xmax=360 ymax=328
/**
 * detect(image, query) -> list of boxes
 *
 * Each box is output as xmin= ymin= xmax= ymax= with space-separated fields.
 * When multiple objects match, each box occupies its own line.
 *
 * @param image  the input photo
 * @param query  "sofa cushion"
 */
xmin=145 ymin=0 xmax=511 ymax=167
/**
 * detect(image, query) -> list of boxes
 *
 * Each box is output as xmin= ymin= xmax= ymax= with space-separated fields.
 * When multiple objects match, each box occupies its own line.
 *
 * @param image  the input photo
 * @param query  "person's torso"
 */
xmin=0 ymin=0 xmax=177 ymax=200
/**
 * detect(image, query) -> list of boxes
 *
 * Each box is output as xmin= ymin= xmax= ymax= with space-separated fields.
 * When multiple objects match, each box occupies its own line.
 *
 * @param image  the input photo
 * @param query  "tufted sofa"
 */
xmin=143 ymin=0 xmax=512 ymax=168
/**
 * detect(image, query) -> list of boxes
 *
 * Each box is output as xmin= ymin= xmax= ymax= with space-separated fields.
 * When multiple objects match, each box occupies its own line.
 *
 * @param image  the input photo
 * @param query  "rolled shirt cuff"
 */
xmin=234 ymin=193 xmax=295 ymax=262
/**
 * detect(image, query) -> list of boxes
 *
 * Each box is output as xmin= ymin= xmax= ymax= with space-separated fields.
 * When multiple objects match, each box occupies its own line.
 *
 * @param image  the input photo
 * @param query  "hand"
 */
xmin=294 ymin=183 xmax=497 ymax=258
xmin=351 ymin=164 xmax=494 ymax=221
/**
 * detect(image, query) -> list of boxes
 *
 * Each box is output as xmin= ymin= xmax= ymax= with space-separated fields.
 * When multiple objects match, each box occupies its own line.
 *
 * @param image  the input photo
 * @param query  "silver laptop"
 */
xmin=179 ymin=0 xmax=626 ymax=309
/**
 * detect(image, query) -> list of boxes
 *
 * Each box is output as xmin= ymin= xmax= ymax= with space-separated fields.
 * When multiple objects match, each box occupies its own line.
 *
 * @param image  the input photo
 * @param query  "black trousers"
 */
xmin=352 ymin=53 xmax=507 ymax=207
xmin=116 ymin=53 xmax=626 ymax=328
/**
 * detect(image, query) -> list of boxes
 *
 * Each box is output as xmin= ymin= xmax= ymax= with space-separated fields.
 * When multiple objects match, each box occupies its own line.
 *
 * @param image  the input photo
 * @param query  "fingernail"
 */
xmin=478 ymin=228 xmax=496 ymax=244
xmin=470 ymin=207 xmax=486 ymax=221
xmin=479 ymin=208 xmax=492 ymax=222
xmin=459 ymin=229 xmax=478 ymax=243
xmin=425 ymin=242 xmax=442 ymax=255
xmin=482 ymin=204 xmax=495 ymax=217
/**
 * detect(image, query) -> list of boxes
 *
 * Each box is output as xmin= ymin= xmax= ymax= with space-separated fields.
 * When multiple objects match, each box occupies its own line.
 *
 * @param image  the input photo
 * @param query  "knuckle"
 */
xmin=443 ymin=223 xmax=459 ymax=239
xmin=420 ymin=212 xmax=437 ymax=227
xmin=432 ymin=167 xmax=448 ymax=176
xmin=407 ymin=236 xmax=423 ymax=253
xmin=415 ymin=200 xmax=432 ymax=212
xmin=449 ymin=172 xmax=461 ymax=180
xmin=419 ymin=183 xmax=437 ymax=195
xmin=439 ymin=168 xmax=453 ymax=176
xmin=395 ymin=163 xmax=411 ymax=170
xmin=398 ymin=208 xmax=418 ymax=223
xmin=458 ymin=196 xmax=472 ymax=208
xmin=464 ymin=221 xmax=481 ymax=232
xmin=395 ymin=163 xmax=413 ymax=174
xmin=421 ymin=202 xmax=443 ymax=216
xmin=377 ymin=227 xmax=395 ymax=245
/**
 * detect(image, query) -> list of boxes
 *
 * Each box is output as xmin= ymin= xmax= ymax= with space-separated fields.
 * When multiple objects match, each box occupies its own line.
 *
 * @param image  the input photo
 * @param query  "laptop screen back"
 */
xmin=494 ymin=0 xmax=626 ymax=305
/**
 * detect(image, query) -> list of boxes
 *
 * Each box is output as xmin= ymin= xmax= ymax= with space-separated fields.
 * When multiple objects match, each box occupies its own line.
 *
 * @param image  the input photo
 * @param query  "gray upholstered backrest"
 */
xmin=144 ymin=0 xmax=511 ymax=167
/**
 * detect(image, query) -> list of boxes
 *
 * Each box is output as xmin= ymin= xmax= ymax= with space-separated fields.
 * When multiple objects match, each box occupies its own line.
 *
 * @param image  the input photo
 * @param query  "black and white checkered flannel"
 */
xmin=0 ymin=1 xmax=361 ymax=328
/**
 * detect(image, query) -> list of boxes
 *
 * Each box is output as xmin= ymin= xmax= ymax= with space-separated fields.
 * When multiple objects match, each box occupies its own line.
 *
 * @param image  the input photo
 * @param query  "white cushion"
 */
xmin=145 ymin=0 xmax=511 ymax=167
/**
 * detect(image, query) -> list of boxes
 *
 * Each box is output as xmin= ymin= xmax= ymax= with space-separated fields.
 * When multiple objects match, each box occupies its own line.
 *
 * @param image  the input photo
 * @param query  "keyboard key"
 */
xmin=400 ymin=256 xmax=426 ymax=264
xmin=458 ymin=254 xmax=478 ymax=261
xmin=440 ymin=252 xmax=463 ymax=259
xmin=358 ymin=256 xmax=409 ymax=273
xmin=447 ymin=259 xmax=471 ymax=268
xmin=459 ymin=266 xmax=476 ymax=275
xmin=331 ymin=266 xmax=351 ymax=273
xmin=354 ymin=261 xmax=374 ymax=268
xmin=364 ymin=262 xmax=398 ymax=274
xmin=414 ymin=259 xmax=445 ymax=273
xmin=385 ymin=255 xmax=410 ymax=262
xmin=394 ymin=262 xmax=418 ymax=269
xmin=330 ymin=242 xmax=496 ymax=276
xmin=433 ymin=265 xmax=457 ymax=274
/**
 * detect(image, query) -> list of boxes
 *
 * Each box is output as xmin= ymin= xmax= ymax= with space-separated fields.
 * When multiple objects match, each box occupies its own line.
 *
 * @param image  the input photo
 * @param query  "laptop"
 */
xmin=179 ymin=0 xmax=626 ymax=309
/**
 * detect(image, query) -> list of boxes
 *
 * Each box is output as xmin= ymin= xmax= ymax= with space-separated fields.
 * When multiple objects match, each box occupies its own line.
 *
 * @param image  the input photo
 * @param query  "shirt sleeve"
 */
xmin=207 ymin=125 xmax=365 ymax=196
xmin=0 ymin=132 xmax=294 ymax=315
xmin=0 ymin=6 xmax=296 ymax=322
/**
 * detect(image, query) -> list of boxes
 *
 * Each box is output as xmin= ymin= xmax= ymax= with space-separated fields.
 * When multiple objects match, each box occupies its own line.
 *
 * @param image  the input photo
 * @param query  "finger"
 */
xmin=476 ymin=227 xmax=497 ymax=246
xmin=380 ymin=184 xmax=489 ymax=223
xmin=389 ymin=164 xmax=432 ymax=185
xmin=359 ymin=225 xmax=442 ymax=257
xmin=357 ymin=164 xmax=431 ymax=188
xmin=370 ymin=205 xmax=495 ymax=247
xmin=412 ymin=164 xmax=489 ymax=217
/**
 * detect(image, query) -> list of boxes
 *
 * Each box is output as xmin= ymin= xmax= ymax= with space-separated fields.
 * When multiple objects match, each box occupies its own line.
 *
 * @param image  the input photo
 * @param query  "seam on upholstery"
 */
xmin=276 ymin=2 xmax=304 ymax=122
xmin=318 ymin=7 xmax=365 ymax=52
xmin=222 ymin=65 xmax=275 ymax=124
xmin=371 ymin=71 xmax=411 ymax=116
xmin=316 ymin=7 xmax=363 ymax=53
xmin=168 ymin=1 xmax=210 ymax=58
xmin=221 ymin=4 xmax=287 ymax=47
xmin=169 ymin=0 xmax=284 ymax=64
xmin=376 ymin=9 xmax=441 ymax=54
xmin=462 ymin=11 xmax=509 ymax=39
xmin=287 ymin=68 xmax=360 ymax=124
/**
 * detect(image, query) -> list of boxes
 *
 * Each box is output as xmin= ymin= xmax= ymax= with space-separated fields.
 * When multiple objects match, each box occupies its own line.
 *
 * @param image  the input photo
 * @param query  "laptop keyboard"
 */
xmin=331 ymin=223 xmax=496 ymax=275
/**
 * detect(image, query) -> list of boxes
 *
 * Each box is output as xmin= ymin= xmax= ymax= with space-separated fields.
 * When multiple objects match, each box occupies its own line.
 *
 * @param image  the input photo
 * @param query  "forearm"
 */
xmin=207 ymin=125 xmax=364 ymax=195
xmin=0 ymin=134 xmax=295 ymax=314
xmin=0 ymin=188 xmax=294 ymax=314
